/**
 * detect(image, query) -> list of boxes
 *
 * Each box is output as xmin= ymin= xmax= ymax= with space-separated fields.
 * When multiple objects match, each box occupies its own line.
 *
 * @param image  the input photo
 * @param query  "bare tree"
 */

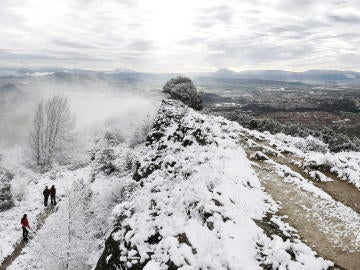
xmin=64 ymin=179 xmax=92 ymax=269
xmin=29 ymin=95 xmax=75 ymax=169
xmin=31 ymin=101 xmax=45 ymax=165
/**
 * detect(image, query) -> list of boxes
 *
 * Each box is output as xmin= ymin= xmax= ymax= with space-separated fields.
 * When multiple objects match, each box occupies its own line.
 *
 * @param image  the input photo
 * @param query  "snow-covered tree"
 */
xmin=64 ymin=179 xmax=92 ymax=269
xmin=0 ymin=167 xmax=14 ymax=210
xmin=163 ymin=76 xmax=203 ymax=110
xmin=29 ymin=95 xmax=75 ymax=169
xmin=162 ymin=76 xmax=193 ymax=94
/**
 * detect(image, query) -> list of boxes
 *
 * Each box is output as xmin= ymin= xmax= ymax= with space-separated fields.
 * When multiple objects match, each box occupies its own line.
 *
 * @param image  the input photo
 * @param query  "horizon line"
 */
xmin=1 ymin=67 xmax=360 ymax=74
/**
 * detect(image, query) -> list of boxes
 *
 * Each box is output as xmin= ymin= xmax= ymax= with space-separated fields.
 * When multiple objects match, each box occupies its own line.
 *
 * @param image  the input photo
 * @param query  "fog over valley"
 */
xmin=0 ymin=75 xmax=162 ymax=148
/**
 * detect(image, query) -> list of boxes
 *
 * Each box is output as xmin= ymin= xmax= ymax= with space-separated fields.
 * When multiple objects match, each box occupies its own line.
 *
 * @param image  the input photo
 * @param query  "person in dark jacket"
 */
xmin=50 ymin=185 xmax=56 ymax=206
xmin=43 ymin=186 xmax=50 ymax=207
xmin=21 ymin=214 xmax=30 ymax=240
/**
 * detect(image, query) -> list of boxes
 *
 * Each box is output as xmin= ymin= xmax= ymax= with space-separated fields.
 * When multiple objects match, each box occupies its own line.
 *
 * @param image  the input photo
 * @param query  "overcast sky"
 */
xmin=1 ymin=0 xmax=360 ymax=72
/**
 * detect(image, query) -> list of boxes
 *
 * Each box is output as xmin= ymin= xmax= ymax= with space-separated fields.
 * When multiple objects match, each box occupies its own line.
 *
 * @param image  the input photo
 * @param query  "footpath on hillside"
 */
xmin=238 ymin=133 xmax=360 ymax=270
xmin=0 ymin=206 xmax=56 ymax=270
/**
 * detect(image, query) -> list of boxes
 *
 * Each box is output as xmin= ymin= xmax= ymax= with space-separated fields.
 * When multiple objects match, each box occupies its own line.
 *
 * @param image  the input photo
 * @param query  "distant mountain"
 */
xmin=106 ymin=68 xmax=139 ymax=74
xmin=0 ymin=83 xmax=23 ymax=105
xmin=209 ymin=69 xmax=360 ymax=84
xmin=2 ymin=67 xmax=360 ymax=85
xmin=212 ymin=68 xmax=238 ymax=78
xmin=0 ymin=84 xmax=21 ymax=94
xmin=0 ymin=67 xmax=65 ymax=78
xmin=24 ymin=71 xmax=108 ymax=86
xmin=194 ymin=76 xmax=308 ymax=91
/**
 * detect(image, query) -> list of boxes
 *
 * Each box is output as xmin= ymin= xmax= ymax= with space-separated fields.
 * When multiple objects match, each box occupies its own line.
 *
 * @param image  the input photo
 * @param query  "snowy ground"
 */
xmin=0 ymin=151 xmax=57 ymax=263
xmin=243 ymin=130 xmax=360 ymax=189
xmin=240 ymin=130 xmax=360 ymax=269
xmin=7 ymin=168 xmax=133 ymax=270
xmin=97 ymin=100 xmax=333 ymax=270
xmin=0 ymin=140 xmax=142 ymax=270
xmin=1 ymin=99 xmax=359 ymax=269
xmin=0 ymin=93 xmax=160 ymax=270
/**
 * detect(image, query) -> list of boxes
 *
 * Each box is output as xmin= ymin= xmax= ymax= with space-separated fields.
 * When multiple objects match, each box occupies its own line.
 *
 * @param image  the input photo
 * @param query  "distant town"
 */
xmin=203 ymin=83 xmax=360 ymax=137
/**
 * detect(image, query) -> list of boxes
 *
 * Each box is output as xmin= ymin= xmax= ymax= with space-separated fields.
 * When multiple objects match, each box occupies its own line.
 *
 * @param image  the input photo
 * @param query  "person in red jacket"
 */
xmin=21 ymin=214 xmax=30 ymax=240
xmin=50 ymin=185 xmax=56 ymax=206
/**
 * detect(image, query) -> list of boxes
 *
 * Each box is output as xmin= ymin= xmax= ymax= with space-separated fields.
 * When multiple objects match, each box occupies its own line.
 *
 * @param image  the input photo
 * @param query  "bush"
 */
xmin=218 ymin=111 xmax=359 ymax=153
xmin=163 ymin=77 xmax=203 ymax=110
xmin=162 ymin=76 xmax=193 ymax=93
xmin=0 ymin=168 xmax=14 ymax=211
xmin=129 ymin=114 xmax=154 ymax=148
xmin=10 ymin=174 xmax=28 ymax=202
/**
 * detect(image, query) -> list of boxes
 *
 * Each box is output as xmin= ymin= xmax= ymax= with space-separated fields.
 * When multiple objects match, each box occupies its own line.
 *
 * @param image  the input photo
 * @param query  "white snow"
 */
xmin=109 ymin=100 xmax=332 ymax=269
xmin=309 ymin=171 xmax=333 ymax=182
xmin=303 ymin=151 xmax=360 ymax=189
xmin=3 ymin=99 xmax=356 ymax=269
xmin=239 ymin=126 xmax=360 ymax=189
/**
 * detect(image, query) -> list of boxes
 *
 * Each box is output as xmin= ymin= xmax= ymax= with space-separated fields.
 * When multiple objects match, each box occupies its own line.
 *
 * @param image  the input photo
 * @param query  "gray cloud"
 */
xmin=195 ymin=5 xmax=236 ymax=28
xmin=328 ymin=14 xmax=360 ymax=24
xmin=0 ymin=0 xmax=360 ymax=71
xmin=206 ymin=37 xmax=314 ymax=66
xmin=128 ymin=40 xmax=154 ymax=51
xmin=0 ymin=50 xmax=109 ymax=64
xmin=52 ymin=40 xmax=100 ymax=49
xmin=179 ymin=37 xmax=207 ymax=46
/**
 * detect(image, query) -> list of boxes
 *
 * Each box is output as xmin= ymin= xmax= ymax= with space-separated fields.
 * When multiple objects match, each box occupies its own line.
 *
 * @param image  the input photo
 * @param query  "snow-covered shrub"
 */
xmin=163 ymin=76 xmax=203 ymax=110
xmin=104 ymin=131 xmax=125 ymax=146
xmin=129 ymin=114 xmax=154 ymax=147
xmin=10 ymin=175 xmax=28 ymax=202
xmin=0 ymin=167 xmax=14 ymax=210
xmin=162 ymin=76 xmax=193 ymax=93
xmin=169 ymin=82 xmax=203 ymax=110
xmin=270 ymin=133 xmax=328 ymax=154
xmin=95 ymin=147 xmax=137 ymax=176
xmin=0 ymin=147 xmax=34 ymax=204
xmin=218 ymin=111 xmax=359 ymax=153
xmin=293 ymin=136 xmax=328 ymax=153
xmin=93 ymin=134 xmax=138 ymax=176
xmin=95 ymin=148 xmax=117 ymax=175
xmin=303 ymin=151 xmax=360 ymax=188
xmin=325 ymin=133 xmax=359 ymax=152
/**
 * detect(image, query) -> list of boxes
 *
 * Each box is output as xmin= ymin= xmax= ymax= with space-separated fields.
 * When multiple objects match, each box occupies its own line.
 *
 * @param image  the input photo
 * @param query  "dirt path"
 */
xmin=273 ymin=153 xmax=360 ymax=213
xmin=238 ymin=136 xmax=360 ymax=270
xmin=243 ymin=135 xmax=360 ymax=214
xmin=0 ymin=206 xmax=56 ymax=270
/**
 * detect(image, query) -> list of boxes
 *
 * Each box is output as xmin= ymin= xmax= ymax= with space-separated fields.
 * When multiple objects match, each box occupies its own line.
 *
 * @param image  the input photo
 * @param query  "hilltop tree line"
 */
xmin=221 ymin=111 xmax=360 ymax=152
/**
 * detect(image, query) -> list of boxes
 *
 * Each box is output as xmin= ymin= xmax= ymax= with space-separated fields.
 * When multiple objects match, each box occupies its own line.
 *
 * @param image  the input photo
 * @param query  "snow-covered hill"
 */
xmin=95 ymin=100 xmax=332 ymax=270
xmin=1 ymin=99 xmax=359 ymax=270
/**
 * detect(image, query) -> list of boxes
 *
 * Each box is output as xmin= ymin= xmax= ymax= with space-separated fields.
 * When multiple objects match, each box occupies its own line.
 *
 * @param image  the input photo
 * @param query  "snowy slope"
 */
xmin=1 ymin=137 xmax=140 ymax=270
xmin=96 ymin=100 xmax=331 ymax=270
xmin=3 ymin=98 xmax=356 ymax=269
xmin=241 ymin=129 xmax=360 ymax=189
